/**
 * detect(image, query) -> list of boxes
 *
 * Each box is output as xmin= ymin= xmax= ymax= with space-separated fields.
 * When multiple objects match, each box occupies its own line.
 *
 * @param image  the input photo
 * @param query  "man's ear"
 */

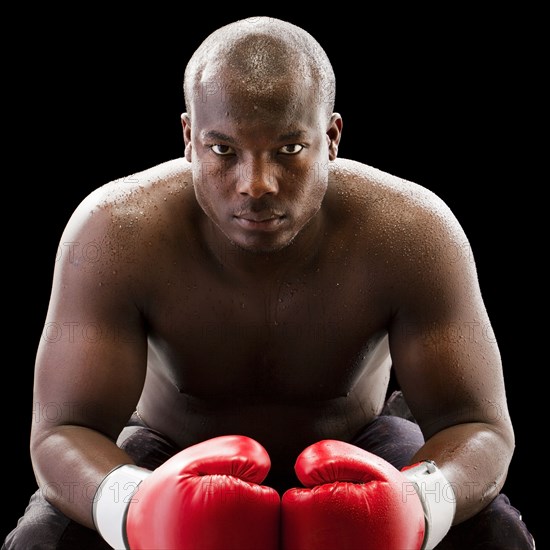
xmin=181 ymin=113 xmax=192 ymax=162
xmin=326 ymin=113 xmax=343 ymax=161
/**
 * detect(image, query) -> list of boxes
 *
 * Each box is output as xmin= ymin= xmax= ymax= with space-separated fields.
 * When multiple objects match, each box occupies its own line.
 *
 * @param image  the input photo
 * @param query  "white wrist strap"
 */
xmin=403 ymin=460 xmax=456 ymax=550
xmin=92 ymin=464 xmax=151 ymax=549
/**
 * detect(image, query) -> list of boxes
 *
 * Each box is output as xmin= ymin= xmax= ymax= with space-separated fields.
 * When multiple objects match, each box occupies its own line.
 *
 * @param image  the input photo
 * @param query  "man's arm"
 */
xmin=30 ymin=188 xmax=148 ymax=529
xmin=387 ymin=194 xmax=514 ymax=525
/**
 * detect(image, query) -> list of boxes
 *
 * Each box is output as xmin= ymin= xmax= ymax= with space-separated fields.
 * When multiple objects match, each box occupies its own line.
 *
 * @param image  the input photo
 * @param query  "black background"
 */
xmin=5 ymin=9 xmax=540 ymax=546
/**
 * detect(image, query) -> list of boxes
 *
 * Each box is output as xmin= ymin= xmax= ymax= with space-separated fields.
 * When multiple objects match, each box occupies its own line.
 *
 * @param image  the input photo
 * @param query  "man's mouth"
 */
xmin=233 ymin=211 xmax=286 ymax=230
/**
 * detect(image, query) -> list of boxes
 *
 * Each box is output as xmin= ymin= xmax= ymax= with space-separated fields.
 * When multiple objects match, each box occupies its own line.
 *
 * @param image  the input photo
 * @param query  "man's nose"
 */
xmin=235 ymin=160 xmax=279 ymax=198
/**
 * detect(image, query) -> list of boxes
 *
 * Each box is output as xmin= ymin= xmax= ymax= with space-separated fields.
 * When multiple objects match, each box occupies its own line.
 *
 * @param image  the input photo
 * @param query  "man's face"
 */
xmin=183 ymin=75 xmax=340 ymax=253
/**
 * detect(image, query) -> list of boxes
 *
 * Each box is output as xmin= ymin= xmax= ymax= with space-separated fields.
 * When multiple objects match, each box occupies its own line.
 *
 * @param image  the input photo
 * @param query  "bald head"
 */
xmin=183 ymin=17 xmax=335 ymax=120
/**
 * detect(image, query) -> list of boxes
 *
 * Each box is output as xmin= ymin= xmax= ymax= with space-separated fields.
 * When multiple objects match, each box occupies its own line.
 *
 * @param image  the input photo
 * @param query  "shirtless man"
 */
xmin=4 ymin=16 xmax=535 ymax=549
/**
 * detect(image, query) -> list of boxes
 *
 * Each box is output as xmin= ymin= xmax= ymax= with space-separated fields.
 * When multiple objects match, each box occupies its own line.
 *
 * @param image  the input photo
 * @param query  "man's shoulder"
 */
xmin=67 ymin=158 xmax=192 ymax=229
xmin=330 ymin=158 xmax=453 ymax=220
xmin=86 ymin=157 xmax=192 ymax=211
xmin=329 ymin=158 xmax=466 ymax=257
xmin=50 ymin=160 xmax=196 ymax=277
xmin=57 ymin=158 xmax=195 ymax=264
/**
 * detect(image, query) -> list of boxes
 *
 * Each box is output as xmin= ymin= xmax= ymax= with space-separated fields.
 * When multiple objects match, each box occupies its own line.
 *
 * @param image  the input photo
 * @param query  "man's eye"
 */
xmin=210 ymin=144 xmax=235 ymax=156
xmin=278 ymin=144 xmax=304 ymax=155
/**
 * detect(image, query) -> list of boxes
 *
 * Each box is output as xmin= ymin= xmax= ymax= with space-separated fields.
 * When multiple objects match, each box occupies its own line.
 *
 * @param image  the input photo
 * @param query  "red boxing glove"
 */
xmin=282 ymin=440 xmax=425 ymax=550
xmin=94 ymin=435 xmax=280 ymax=549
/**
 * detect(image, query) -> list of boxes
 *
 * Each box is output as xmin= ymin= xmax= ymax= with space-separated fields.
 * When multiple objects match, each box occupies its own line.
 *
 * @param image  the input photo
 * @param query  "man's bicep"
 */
xmin=387 ymin=239 xmax=509 ymax=440
xmin=389 ymin=313 xmax=503 ymax=435
xmin=33 ymin=315 xmax=147 ymax=440
xmin=33 ymin=206 xmax=148 ymax=442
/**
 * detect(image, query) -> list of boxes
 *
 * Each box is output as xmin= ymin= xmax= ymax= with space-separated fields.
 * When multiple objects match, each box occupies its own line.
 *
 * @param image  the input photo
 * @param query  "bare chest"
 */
xmin=145 ymin=260 xmax=390 ymax=401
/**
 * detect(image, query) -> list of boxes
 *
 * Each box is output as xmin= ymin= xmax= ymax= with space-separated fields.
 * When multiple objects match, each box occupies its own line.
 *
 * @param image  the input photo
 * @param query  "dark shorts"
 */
xmin=3 ymin=392 xmax=535 ymax=549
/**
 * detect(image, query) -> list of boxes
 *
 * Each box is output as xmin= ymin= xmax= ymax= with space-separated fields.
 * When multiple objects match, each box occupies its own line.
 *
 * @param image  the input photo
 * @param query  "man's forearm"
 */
xmin=410 ymin=421 xmax=515 ymax=524
xmin=31 ymin=425 xmax=136 ymax=529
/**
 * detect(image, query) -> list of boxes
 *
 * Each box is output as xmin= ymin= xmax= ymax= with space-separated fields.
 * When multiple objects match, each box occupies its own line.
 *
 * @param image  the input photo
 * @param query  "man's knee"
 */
xmin=4 ymin=489 xmax=113 ymax=550
xmin=350 ymin=414 xmax=425 ymax=470
xmin=2 ymin=490 xmax=71 ymax=549
xmin=438 ymin=494 xmax=535 ymax=549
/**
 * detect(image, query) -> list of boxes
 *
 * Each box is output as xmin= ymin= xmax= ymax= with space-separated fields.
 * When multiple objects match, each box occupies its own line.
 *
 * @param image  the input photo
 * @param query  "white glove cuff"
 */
xmin=402 ymin=460 xmax=456 ymax=550
xmin=92 ymin=464 xmax=151 ymax=550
